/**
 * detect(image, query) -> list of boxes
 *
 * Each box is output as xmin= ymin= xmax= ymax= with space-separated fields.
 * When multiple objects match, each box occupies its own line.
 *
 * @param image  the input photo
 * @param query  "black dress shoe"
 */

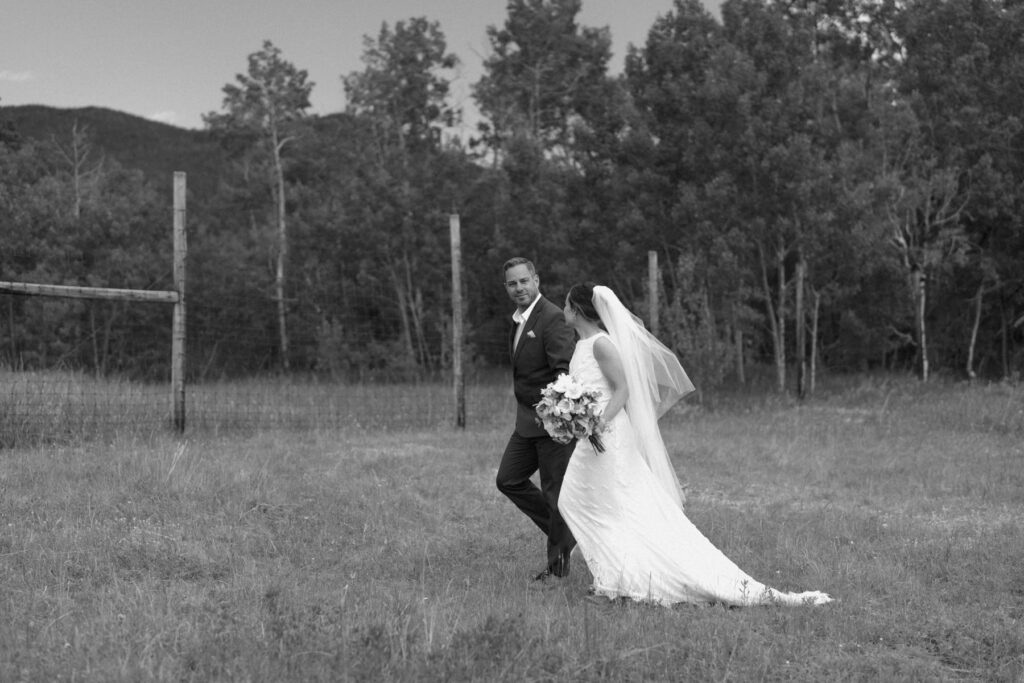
xmin=529 ymin=569 xmax=567 ymax=590
xmin=549 ymin=553 xmax=571 ymax=578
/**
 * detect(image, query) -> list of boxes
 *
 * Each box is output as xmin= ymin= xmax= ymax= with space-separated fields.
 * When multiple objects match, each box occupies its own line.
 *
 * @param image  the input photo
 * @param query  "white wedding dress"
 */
xmin=558 ymin=333 xmax=832 ymax=607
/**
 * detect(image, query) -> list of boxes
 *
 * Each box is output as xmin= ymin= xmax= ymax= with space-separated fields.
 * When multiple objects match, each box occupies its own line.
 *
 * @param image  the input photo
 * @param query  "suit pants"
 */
xmin=496 ymin=431 xmax=576 ymax=576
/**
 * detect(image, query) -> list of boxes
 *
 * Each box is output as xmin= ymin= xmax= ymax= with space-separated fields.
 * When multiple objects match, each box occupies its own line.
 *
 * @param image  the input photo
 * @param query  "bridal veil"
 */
xmin=592 ymin=285 xmax=695 ymax=509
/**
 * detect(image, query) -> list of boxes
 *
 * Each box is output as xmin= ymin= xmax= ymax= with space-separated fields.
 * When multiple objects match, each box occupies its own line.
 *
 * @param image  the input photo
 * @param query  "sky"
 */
xmin=2 ymin=0 xmax=722 ymax=132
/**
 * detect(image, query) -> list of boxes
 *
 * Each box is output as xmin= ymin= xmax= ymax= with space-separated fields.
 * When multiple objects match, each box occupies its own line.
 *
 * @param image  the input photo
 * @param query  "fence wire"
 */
xmin=0 ymin=291 xmax=520 ymax=446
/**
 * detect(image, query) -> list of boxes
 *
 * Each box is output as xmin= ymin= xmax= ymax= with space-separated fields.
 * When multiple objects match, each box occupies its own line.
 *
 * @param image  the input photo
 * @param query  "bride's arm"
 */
xmin=593 ymin=336 xmax=629 ymax=422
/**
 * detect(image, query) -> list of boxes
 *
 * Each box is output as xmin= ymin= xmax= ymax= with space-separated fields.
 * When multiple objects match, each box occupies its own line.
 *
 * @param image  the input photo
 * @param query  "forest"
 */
xmin=1 ymin=0 xmax=1023 ymax=394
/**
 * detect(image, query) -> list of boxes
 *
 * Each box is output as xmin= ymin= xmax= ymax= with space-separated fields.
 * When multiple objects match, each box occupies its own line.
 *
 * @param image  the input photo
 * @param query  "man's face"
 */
xmin=504 ymin=264 xmax=540 ymax=311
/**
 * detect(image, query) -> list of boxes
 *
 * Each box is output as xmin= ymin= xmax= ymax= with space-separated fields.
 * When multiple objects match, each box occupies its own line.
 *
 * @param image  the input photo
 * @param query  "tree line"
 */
xmin=1 ymin=0 xmax=1023 ymax=392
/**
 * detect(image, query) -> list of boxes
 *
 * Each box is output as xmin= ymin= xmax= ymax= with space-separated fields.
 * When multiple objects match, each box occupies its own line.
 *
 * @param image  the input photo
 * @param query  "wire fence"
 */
xmin=0 ymin=290 xmax=521 ymax=446
xmin=0 ymin=366 xmax=518 ymax=448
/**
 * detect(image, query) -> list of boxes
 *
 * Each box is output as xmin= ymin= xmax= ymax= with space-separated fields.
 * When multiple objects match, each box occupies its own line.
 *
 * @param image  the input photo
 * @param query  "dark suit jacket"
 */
xmin=510 ymin=296 xmax=576 ymax=437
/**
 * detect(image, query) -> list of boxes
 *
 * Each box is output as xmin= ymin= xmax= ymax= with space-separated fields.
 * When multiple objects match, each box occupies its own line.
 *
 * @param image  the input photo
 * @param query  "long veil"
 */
xmin=592 ymin=285 xmax=695 ymax=509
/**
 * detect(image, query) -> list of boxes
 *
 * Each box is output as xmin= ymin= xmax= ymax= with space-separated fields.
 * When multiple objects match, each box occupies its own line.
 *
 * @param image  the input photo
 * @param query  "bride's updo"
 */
xmin=567 ymin=282 xmax=604 ymax=326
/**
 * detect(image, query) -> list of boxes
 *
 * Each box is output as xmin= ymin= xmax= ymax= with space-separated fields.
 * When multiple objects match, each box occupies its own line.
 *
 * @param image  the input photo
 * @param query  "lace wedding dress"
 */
xmin=558 ymin=333 xmax=832 ymax=607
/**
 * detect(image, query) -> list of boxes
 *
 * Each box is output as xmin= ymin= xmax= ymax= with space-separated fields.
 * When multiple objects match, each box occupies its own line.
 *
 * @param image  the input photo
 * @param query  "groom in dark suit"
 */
xmin=496 ymin=257 xmax=577 ymax=583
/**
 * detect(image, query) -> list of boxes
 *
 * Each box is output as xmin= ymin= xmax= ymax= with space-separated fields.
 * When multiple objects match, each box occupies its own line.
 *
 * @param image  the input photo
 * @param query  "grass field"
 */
xmin=1 ymin=374 xmax=1023 ymax=681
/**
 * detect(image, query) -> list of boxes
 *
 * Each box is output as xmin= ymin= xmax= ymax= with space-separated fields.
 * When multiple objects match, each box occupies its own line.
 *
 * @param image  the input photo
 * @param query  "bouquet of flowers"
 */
xmin=535 ymin=373 xmax=606 ymax=452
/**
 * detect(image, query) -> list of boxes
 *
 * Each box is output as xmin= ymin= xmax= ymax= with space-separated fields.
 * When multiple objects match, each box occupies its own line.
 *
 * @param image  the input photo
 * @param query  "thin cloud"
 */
xmin=149 ymin=111 xmax=177 ymax=125
xmin=0 ymin=70 xmax=35 ymax=83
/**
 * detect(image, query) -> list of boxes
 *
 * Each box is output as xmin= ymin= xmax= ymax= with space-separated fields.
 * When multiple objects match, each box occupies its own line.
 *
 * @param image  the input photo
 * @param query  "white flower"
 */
xmin=555 ymin=398 xmax=573 ymax=416
xmin=534 ymin=376 xmax=606 ymax=452
xmin=563 ymin=382 xmax=583 ymax=400
xmin=551 ymin=373 xmax=574 ymax=394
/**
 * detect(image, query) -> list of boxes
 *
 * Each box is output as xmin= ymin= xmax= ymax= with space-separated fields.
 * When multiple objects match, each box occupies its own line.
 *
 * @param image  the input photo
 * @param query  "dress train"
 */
xmin=557 ymin=334 xmax=831 ymax=607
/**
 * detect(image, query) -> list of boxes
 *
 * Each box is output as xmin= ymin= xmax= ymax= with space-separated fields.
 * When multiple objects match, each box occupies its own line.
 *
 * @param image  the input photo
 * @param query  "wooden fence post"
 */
xmin=1 ymin=172 xmax=187 ymax=435
xmin=171 ymin=172 xmax=187 ymax=432
xmin=450 ymin=213 xmax=465 ymax=428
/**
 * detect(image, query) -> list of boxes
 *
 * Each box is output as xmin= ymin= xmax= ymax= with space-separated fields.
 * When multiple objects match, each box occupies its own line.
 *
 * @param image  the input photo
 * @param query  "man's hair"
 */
xmin=502 ymin=257 xmax=536 ymax=278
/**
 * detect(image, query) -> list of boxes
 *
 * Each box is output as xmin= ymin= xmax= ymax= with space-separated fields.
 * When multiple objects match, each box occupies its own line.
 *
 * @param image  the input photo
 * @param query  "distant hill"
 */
xmin=0 ymin=105 xmax=225 ymax=200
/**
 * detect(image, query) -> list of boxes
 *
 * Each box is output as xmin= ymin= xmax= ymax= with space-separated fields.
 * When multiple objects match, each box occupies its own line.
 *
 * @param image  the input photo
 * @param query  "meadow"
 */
xmin=1 ymin=373 xmax=1023 ymax=681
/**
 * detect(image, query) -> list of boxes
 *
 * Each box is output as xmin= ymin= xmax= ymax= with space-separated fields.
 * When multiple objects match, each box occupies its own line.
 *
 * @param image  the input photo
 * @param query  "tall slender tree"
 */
xmin=205 ymin=40 xmax=313 ymax=370
xmin=342 ymin=18 xmax=460 ymax=369
xmin=474 ymin=0 xmax=615 ymax=162
xmin=893 ymin=0 xmax=1024 ymax=379
xmin=622 ymin=0 xmax=751 ymax=380
xmin=472 ymin=0 xmax=620 ymax=286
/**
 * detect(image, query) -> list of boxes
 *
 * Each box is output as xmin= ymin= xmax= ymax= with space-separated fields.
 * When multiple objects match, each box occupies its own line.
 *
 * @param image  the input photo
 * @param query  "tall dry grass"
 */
xmin=1 ymin=373 xmax=1022 ymax=681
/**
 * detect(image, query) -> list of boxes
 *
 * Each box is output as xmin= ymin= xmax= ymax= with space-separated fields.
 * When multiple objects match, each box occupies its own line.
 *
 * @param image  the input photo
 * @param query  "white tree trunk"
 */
xmin=912 ymin=268 xmax=928 ymax=381
xmin=758 ymin=239 xmax=787 ymax=394
xmin=967 ymin=282 xmax=984 ymax=381
xmin=810 ymin=289 xmax=820 ymax=394
xmin=795 ymin=255 xmax=806 ymax=399
xmin=272 ymin=131 xmax=290 ymax=371
xmin=774 ymin=244 xmax=787 ymax=394
xmin=733 ymin=320 xmax=745 ymax=385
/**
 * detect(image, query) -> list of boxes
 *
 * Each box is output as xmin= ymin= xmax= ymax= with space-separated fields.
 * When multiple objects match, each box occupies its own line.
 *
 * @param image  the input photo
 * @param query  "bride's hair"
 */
xmin=567 ymin=282 xmax=605 ymax=327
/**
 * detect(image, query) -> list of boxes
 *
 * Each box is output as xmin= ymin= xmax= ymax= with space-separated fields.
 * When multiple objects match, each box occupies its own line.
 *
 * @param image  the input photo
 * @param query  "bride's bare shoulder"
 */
xmin=592 ymin=334 xmax=620 ymax=361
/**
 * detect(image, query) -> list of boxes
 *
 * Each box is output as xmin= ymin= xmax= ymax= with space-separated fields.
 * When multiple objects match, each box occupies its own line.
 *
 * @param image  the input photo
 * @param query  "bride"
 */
xmin=556 ymin=282 xmax=832 ymax=607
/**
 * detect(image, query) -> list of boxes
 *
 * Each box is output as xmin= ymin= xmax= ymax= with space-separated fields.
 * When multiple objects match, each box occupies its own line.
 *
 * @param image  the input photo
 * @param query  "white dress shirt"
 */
xmin=512 ymin=294 xmax=541 ymax=352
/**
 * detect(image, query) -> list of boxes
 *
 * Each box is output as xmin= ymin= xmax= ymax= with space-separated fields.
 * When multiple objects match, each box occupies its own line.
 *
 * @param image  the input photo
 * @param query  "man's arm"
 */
xmin=542 ymin=303 xmax=575 ymax=375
